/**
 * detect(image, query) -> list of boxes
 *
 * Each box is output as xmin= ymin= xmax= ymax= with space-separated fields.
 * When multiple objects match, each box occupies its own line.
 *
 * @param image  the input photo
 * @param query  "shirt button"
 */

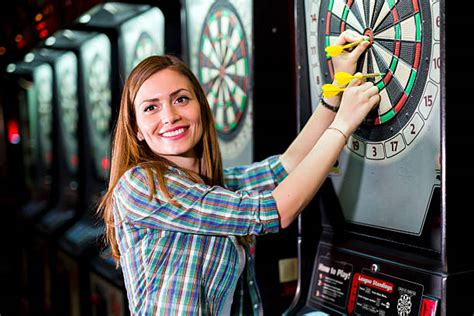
xmin=249 ymin=280 xmax=254 ymax=286
xmin=254 ymin=304 xmax=259 ymax=309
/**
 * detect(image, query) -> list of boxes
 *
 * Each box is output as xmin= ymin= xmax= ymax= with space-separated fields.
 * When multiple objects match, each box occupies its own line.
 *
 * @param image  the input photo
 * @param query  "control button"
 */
xmin=421 ymin=297 xmax=438 ymax=316
xmin=371 ymin=263 xmax=380 ymax=273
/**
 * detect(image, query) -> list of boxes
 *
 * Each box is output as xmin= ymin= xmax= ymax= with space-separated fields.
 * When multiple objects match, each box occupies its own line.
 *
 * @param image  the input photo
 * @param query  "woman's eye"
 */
xmin=144 ymin=105 xmax=156 ymax=112
xmin=175 ymin=96 xmax=189 ymax=104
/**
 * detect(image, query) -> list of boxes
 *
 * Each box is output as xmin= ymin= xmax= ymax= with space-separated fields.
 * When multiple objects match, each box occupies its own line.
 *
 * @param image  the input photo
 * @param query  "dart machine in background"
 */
xmin=4 ymin=57 xmax=59 ymax=314
xmin=285 ymin=0 xmax=474 ymax=315
xmin=36 ymin=29 xmax=112 ymax=316
xmin=6 ymin=59 xmax=57 ymax=223
xmin=73 ymin=2 xmax=165 ymax=114
xmin=19 ymin=46 xmax=83 ymax=315
xmin=70 ymin=3 xmax=166 ymax=315
xmin=181 ymin=0 xmax=298 ymax=313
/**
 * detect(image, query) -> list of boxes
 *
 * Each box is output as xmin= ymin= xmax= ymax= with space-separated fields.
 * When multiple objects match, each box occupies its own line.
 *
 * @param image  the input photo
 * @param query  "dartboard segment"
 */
xmin=36 ymin=66 xmax=54 ymax=167
xmin=88 ymin=54 xmax=111 ymax=138
xmin=198 ymin=2 xmax=250 ymax=138
xmin=58 ymin=65 xmax=79 ymax=172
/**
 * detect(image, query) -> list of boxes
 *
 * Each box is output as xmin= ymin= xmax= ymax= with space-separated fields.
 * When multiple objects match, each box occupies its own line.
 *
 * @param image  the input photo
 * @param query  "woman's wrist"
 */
xmin=327 ymin=126 xmax=348 ymax=144
xmin=320 ymin=97 xmax=339 ymax=112
xmin=319 ymin=92 xmax=341 ymax=113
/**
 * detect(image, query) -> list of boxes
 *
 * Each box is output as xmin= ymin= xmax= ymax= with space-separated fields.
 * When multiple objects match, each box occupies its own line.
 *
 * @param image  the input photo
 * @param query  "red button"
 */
xmin=421 ymin=297 xmax=438 ymax=316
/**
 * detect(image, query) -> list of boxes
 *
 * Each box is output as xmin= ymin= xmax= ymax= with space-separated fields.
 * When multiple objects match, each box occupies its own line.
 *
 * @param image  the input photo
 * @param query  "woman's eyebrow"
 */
xmin=139 ymin=97 xmax=160 ymax=106
xmin=169 ymin=88 xmax=191 ymax=99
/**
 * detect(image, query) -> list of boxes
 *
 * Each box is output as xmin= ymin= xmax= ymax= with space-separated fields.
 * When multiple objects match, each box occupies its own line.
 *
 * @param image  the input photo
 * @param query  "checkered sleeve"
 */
xmin=223 ymin=155 xmax=288 ymax=192
xmin=114 ymin=165 xmax=281 ymax=236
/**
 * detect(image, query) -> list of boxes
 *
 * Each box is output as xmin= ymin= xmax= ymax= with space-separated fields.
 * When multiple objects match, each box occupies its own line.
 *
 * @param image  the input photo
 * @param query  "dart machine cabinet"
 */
xmin=6 ymin=58 xmax=57 ymax=224
xmin=285 ymin=0 xmax=474 ymax=315
xmin=4 ymin=57 xmax=59 ymax=313
xmin=5 ymin=57 xmax=56 ymax=226
xmin=36 ymin=29 xmax=114 ymax=316
xmin=29 ymin=47 xmax=94 ymax=314
xmin=181 ymin=0 xmax=298 ymax=313
xmin=73 ymin=2 xmax=165 ymax=114
xmin=71 ymin=3 xmax=166 ymax=315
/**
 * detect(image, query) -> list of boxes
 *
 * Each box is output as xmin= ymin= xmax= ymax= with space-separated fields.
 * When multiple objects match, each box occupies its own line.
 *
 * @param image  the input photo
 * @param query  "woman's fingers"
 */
xmin=336 ymin=30 xmax=360 ymax=45
xmin=350 ymin=40 xmax=370 ymax=59
xmin=332 ymin=31 xmax=371 ymax=76
xmin=347 ymin=74 xmax=365 ymax=87
xmin=343 ymin=81 xmax=380 ymax=110
xmin=368 ymin=93 xmax=381 ymax=109
xmin=365 ymin=85 xmax=380 ymax=97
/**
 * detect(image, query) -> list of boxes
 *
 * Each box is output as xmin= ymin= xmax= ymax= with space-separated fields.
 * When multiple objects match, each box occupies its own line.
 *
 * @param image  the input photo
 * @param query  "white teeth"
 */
xmin=162 ymin=128 xmax=185 ymax=137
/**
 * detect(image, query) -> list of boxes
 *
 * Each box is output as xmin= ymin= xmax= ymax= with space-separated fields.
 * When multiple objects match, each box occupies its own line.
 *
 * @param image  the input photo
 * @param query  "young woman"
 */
xmin=98 ymin=31 xmax=379 ymax=315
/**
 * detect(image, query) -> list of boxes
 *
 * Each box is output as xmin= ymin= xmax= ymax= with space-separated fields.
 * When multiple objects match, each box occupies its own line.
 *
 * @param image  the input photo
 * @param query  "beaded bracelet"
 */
xmin=320 ymin=96 xmax=339 ymax=113
xmin=327 ymin=126 xmax=348 ymax=144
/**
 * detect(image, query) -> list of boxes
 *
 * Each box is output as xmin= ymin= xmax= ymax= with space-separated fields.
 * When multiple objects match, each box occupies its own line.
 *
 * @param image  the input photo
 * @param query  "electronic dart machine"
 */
xmin=40 ymin=29 xmax=113 ymax=316
xmin=181 ymin=0 xmax=298 ymax=313
xmin=27 ymin=46 xmax=83 ymax=314
xmin=73 ymin=2 xmax=165 ymax=114
xmin=285 ymin=0 xmax=474 ymax=315
xmin=6 ymin=58 xmax=56 ymax=222
xmin=71 ymin=3 xmax=165 ymax=315
xmin=5 ymin=57 xmax=57 ymax=313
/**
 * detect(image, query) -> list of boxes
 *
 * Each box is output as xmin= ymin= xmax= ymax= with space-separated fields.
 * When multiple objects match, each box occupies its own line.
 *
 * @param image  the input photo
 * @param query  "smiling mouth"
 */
xmin=161 ymin=127 xmax=187 ymax=138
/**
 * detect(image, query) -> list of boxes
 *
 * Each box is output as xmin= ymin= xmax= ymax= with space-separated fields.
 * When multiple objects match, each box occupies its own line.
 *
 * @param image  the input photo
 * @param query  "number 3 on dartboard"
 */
xmin=372 ymin=146 xmax=377 ymax=157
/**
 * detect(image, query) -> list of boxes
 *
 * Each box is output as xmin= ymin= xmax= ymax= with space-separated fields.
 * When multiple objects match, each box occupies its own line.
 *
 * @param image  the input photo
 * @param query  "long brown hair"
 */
xmin=97 ymin=55 xmax=224 ymax=262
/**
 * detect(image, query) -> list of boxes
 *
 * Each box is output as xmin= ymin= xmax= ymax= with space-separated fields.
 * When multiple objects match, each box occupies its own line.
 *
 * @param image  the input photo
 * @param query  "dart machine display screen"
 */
xmin=302 ymin=0 xmax=441 ymax=250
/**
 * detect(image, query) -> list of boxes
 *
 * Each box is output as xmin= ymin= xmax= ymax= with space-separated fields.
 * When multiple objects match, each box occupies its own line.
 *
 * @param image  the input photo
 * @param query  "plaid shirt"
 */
xmin=113 ymin=155 xmax=288 ymax=315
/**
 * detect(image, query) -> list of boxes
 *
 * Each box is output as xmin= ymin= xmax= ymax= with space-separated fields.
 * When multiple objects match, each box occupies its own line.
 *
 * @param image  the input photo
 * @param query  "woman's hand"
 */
xmin=331 ymin=30 xmax=370 ymax=76
xmin=331 ymin=75 xmax=380 ymax=136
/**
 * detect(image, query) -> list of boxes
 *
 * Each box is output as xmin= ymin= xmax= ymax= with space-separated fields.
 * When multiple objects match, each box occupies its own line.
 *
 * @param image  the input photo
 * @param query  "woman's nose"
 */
xmin=161 ymin=104 xmax=180 ymax=124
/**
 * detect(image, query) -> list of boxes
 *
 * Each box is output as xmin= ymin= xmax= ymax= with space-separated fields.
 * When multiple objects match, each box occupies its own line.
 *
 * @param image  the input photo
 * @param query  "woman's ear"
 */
xmin=137 ymin=130 xmax=144 ymax=141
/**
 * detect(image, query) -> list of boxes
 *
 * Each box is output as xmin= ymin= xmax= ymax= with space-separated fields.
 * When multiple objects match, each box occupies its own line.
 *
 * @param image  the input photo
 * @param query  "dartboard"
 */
xmin=198 ymin=0 xmax=250 ymax=140
xmin=121 ymin=7 xmax=164 ymax=78
xmin=35 ymin=64 xmax=54 ymax=168
xmin=304 ymin=0 xmax=441 ymax=234
xmin=58 ymin=54 xmax=79 ymax=174
xmin=131 ymin=32 xmax=158 ymax=70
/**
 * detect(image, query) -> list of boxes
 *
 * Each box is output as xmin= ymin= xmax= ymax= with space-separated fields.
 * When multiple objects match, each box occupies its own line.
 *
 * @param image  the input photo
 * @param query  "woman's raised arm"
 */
xmin=280 ymin=30 xmax=370 ymax=174
xmin=274 ymin=76 xmax=380 ymax=228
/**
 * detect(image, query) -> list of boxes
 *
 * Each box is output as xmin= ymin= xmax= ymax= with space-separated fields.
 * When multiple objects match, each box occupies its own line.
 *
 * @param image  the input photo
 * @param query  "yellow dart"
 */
xmin=334 ymin=72 xmax=385 ymax=86
xmin=325 ymin=37 xmax=370 ymax=57
xmin=322 ymin=83 xmax=346 ymax=98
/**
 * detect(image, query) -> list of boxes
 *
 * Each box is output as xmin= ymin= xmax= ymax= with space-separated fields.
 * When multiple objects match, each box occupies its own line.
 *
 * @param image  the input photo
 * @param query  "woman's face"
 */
xmin=134 ymin=68 xmax=203 ymax=162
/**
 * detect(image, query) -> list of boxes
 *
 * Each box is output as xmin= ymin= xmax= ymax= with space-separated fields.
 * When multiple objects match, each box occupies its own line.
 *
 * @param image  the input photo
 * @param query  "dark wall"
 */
xmin=252 ymin=0 xmax=299 ymax=314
